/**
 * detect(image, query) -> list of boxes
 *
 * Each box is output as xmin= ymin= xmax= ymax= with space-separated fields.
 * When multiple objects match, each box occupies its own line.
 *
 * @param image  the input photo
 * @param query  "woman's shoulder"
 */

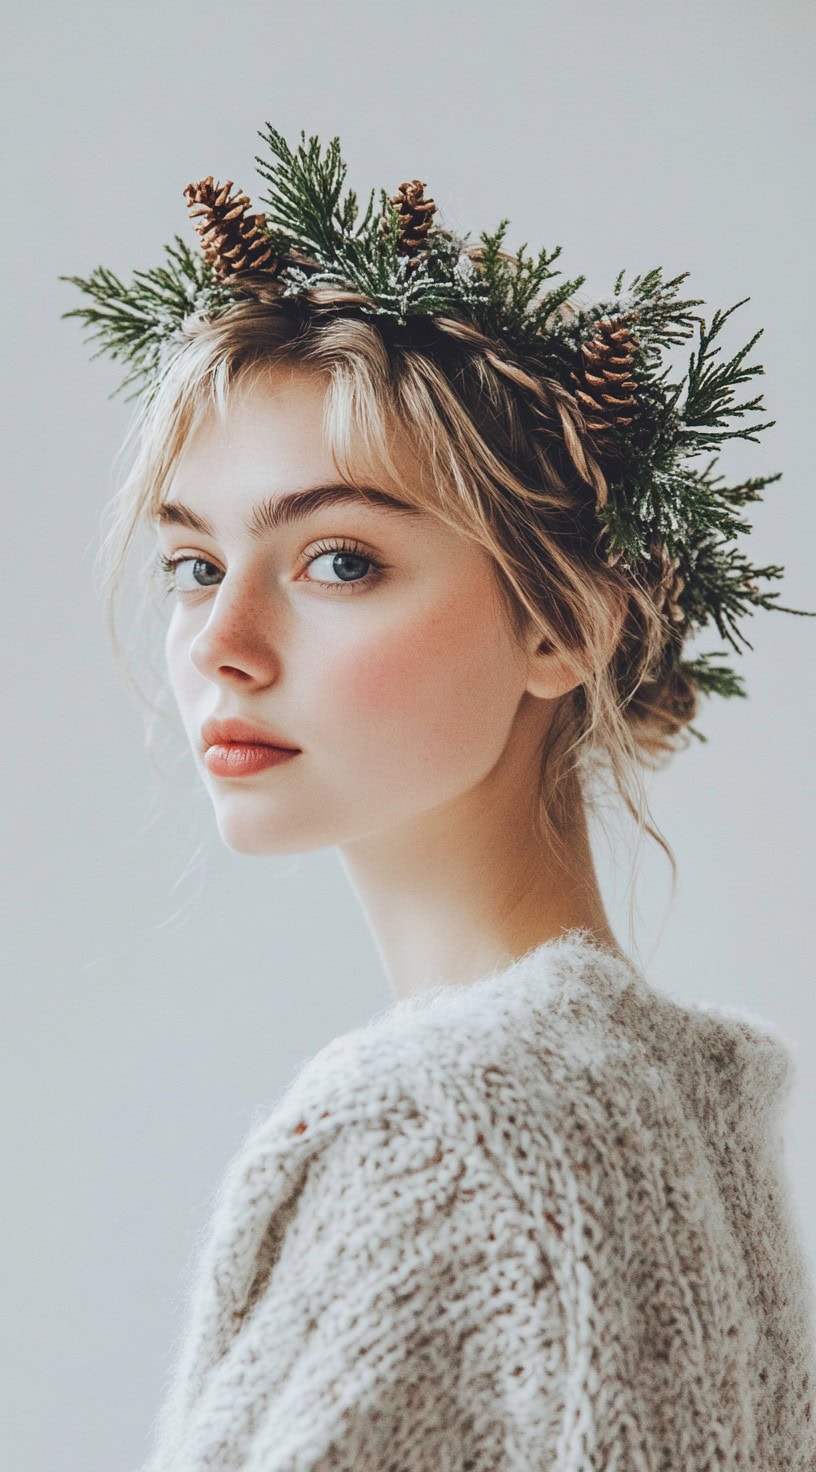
xmin=235 ymin=933 xmax=656 ymax=1164
xmin=229 ymin=927 xmax=797 ymax=1203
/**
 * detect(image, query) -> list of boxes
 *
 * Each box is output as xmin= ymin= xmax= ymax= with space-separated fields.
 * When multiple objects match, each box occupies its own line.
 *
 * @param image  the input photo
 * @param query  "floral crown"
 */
xmin=60 ymin=123 xmax=814 ymax=720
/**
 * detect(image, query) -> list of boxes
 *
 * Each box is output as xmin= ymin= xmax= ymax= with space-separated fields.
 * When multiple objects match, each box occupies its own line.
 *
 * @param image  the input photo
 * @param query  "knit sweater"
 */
xmin=139 ymin=929 xmax=816 ymax=1471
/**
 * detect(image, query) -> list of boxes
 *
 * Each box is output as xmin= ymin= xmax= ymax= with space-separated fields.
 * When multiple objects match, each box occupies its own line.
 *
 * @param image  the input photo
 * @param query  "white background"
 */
xmin=4 ymin=2 xmax=815 ymax=1467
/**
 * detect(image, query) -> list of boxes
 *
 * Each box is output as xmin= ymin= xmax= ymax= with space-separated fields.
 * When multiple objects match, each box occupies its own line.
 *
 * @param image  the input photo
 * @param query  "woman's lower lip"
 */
xmin=203 ymin=743 xmax=301 ymax=778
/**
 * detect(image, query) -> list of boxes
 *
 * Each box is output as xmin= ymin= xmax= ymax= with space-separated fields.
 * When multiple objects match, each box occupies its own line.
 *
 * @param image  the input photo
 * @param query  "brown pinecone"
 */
xmin=650 ymin=540 xmax=686 ymax=626
xmin=570 ymin=312 xmax=640 ymax=440
xmin=378 ymin=178 xmax=437 ymax=272
xmin=183 ymin=176 xmax=280 ymax=279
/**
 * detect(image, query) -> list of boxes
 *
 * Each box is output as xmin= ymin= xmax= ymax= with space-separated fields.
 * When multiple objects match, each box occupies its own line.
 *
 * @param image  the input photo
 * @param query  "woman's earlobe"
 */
xmin=524 ymin=583 xmax=628 ymax=700
xmin=525 ymin=643 xmax=584 ymax=701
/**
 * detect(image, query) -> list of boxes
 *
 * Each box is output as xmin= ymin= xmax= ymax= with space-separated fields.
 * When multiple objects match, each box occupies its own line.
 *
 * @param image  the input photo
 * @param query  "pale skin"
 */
xmin=154 ymin=365 xmax=628 ymax=999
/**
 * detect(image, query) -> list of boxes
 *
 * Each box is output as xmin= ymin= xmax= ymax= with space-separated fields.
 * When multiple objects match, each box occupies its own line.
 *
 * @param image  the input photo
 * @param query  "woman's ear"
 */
xmin=523 ymin=581 xmax=628 ymax=700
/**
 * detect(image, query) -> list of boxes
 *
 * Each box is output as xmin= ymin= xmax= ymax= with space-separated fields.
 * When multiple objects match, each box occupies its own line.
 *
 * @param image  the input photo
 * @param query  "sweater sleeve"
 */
xmin=141 ymin=1099 xmax=562 ymax=1472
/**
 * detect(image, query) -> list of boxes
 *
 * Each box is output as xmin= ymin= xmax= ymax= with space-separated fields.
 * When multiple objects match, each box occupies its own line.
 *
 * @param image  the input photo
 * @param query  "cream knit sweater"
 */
xmin=140 ymin=930 xmax=816 ymax=1471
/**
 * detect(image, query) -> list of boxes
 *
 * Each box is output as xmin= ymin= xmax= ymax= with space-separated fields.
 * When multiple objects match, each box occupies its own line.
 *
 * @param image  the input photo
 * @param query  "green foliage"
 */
xmin=680 ymin=301 xmax=774 ymax=453
xmin=540 ymin=274 xmax=815 ymax=703
xmin=466 ymin=220 xmax=587 ymax=352
xmin=679 ymin=651 xmax=749 ymax=743
xmin=254 ymin=126 xmax=371 ymax=261
xmin=59 ymin=235 xmax=220 ymax=400
xmin=683 ymin=650 xmax=749 ymax=701
xmin=253 ymin=127 xmax=491 ymax=322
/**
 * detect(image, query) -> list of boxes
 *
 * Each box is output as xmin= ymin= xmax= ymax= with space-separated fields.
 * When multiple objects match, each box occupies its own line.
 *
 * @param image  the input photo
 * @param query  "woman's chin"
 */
xmin=211 ymin=805 xmax=333 ymax=857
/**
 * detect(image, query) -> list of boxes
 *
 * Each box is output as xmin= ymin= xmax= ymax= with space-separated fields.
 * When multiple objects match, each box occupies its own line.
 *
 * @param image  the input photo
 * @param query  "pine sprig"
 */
xmin=681 ymin=650 xmax=749 ymax=739
xmin=619 ymin=267 xmax=705 ymax=360
xmin=547 ymin=275 xmax=816 ymax=699
xmin=679 ymin=301 xmax=775 ymax=452
xmin=254 ymin=125 xmax=376 ymax=261
xmin=578 ymin=290 xmax=781 ymax=567
xmin=683 ymin=533 xmax=785 ymax=653
xmin=59 ymin=235 xmax=219 ymax=399
xmin=553 ymin=268 xmax=705 ymax=378
xmin=466 ymin=219 xmax=586 ymax=350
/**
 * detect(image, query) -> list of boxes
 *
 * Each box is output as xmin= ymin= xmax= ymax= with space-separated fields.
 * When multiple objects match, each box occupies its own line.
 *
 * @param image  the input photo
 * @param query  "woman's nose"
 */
xmin=188 ymin=573 xmax=282 ymax=685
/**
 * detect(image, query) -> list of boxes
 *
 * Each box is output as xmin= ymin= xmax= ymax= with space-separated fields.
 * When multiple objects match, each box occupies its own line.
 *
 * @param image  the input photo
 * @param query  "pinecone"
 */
xmin=183 ymin=176 xmax=280 ymax=279
xmin=378 ymin=179 xmax=437 ymax=272
xmin=570 ymin=312 xmax=640 ymax=440
xmin=650 ymin=540 xmax=686 ymax=626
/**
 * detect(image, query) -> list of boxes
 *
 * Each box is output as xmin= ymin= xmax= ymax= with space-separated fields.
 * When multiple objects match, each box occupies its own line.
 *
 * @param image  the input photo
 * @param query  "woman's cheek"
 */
xmin=304 ymin=625 xmax=416 ymax=732
xmin=317 ymin=595 xmax=502 ymax=746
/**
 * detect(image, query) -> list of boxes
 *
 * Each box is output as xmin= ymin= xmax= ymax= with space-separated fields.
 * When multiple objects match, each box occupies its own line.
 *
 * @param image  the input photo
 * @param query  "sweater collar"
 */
xmin=385 ymin=926 xmax=796 ymax=1122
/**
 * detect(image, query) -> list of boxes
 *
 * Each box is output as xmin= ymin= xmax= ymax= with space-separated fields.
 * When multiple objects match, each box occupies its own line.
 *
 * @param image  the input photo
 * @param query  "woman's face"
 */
xmin=156 ymin=365 xmax=549 ymax=856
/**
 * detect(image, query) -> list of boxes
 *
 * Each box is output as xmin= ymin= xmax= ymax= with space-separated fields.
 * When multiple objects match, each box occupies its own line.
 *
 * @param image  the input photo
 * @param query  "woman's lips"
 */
xmin=203 ymin=743 xmax=301 ymax=778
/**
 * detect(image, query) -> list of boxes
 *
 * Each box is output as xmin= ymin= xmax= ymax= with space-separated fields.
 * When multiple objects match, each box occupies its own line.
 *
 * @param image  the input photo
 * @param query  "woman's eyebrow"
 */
xmin=152 ymin=483 xmax=424 ymax=540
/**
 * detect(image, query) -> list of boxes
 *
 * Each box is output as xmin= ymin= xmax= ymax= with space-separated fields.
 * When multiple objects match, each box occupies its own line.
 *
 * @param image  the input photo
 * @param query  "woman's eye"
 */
xmin=157 ymin=554 xmax=222 ymax=594
xmin=301 ymin=541 xmax=384 ymax=591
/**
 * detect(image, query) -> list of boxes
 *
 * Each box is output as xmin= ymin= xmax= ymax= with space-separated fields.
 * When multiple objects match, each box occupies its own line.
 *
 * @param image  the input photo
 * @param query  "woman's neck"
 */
xmin=337 ymin=730 xmax=622 ymax=1000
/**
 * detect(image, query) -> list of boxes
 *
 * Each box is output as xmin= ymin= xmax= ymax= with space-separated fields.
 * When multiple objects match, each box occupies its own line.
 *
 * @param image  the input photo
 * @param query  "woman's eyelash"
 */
xmin=305 ymin=539 xmax=386 ymax=590
xmin=155 ymin=552 xmax=214 ymax=590
xmin=155 ymin=539 xmax=385 ymax=597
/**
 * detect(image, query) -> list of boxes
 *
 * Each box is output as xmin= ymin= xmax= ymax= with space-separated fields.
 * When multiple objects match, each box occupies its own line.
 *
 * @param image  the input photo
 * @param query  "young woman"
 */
xmin=63 ymin=128 xmax=816 ymax=1470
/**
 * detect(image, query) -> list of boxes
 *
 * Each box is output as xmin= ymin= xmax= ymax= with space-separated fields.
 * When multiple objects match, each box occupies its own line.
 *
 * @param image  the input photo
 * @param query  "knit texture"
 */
xmin=140 ymin=930 xmax=816 ymax=1471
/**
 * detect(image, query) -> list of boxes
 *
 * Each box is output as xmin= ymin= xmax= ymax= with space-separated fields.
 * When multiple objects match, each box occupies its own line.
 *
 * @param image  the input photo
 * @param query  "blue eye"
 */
xmin=157 ymin=554 xmax=222 ymax=593
xmin=303 ymin=541 xmax=383 ymax=590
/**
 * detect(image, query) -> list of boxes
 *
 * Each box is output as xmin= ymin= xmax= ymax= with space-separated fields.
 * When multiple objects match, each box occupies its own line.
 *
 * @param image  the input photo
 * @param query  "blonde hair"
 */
xmin=98 ymin=273 xmax=700 ymax=934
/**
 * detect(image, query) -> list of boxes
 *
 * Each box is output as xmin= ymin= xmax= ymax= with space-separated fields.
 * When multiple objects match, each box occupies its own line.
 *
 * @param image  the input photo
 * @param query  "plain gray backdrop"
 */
xmin=4 ymin=3 xmax=815 ymax=1468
